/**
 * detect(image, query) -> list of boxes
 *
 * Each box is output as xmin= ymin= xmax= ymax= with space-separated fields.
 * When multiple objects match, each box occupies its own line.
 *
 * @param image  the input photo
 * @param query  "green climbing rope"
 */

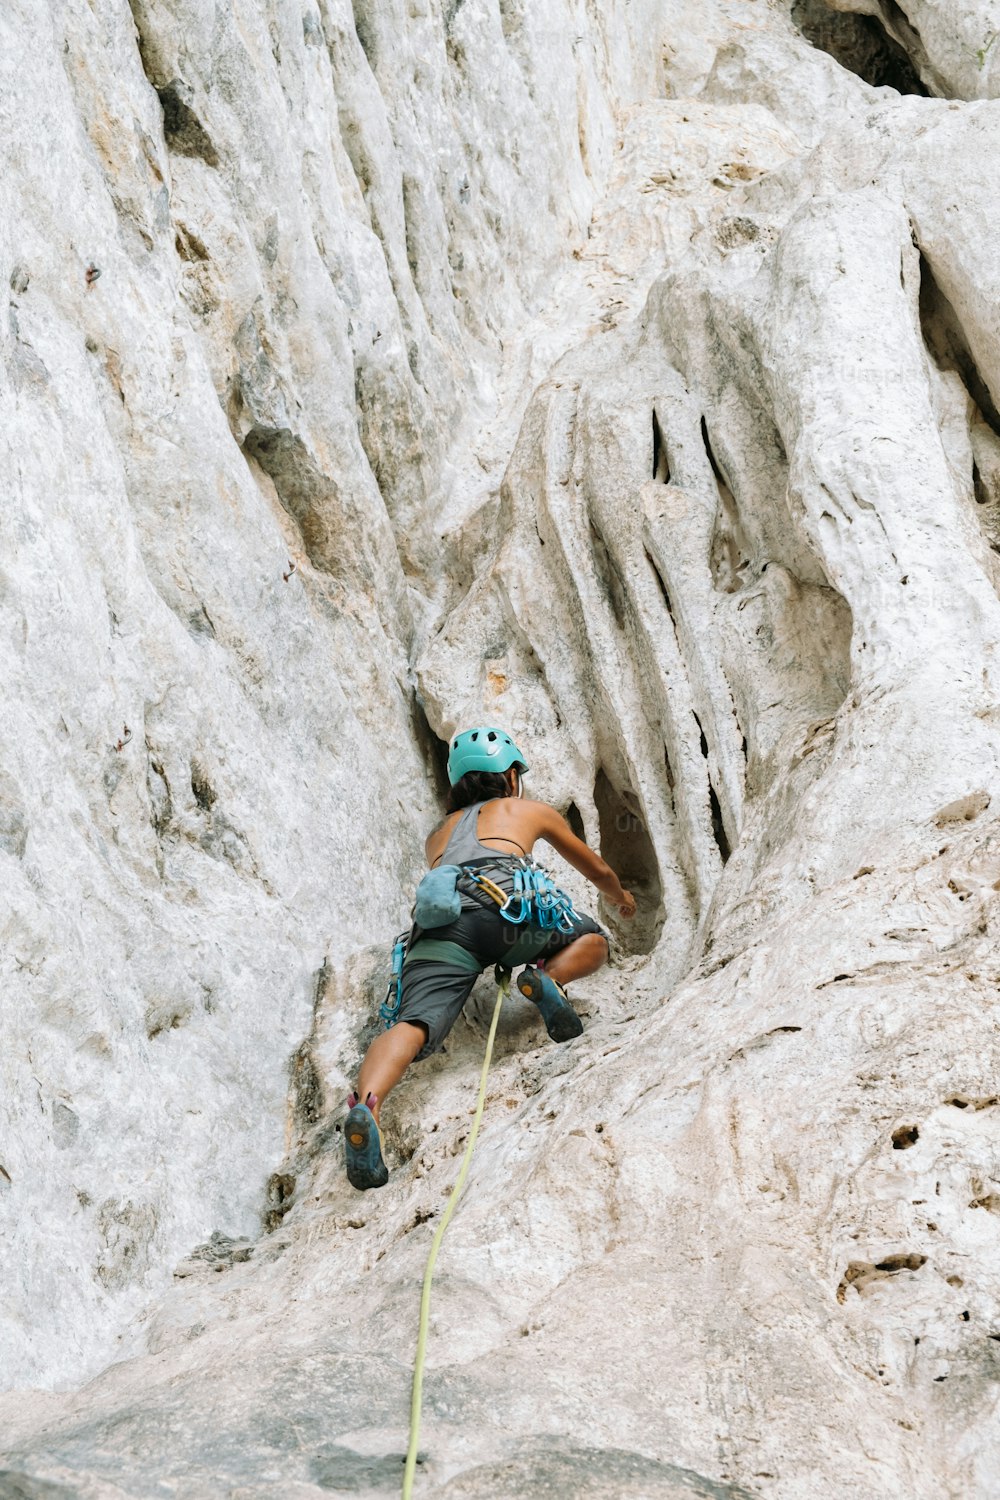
xmin=401 ymin=968 xmax=510 ymax=1498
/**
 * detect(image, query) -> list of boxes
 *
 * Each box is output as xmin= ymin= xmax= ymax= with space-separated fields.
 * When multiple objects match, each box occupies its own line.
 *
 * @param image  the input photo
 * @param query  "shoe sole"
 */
xmin=344 ymin=1106 xmax=389 ymax=1190
xmin=518 ymin=973 xmax=583 ymax=1043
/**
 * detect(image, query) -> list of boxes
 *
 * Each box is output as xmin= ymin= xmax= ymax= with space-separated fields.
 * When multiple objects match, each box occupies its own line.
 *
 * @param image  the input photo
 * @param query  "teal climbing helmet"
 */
xmin=447 ymin=727 xmax=529 ymax=785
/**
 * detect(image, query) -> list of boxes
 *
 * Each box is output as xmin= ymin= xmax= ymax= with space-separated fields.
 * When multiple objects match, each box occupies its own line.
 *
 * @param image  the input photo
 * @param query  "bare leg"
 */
xmin=544 ymin=933 xmax=609 ymax=989
xmin=355 ymin=1021 xmax=428 ymax=1124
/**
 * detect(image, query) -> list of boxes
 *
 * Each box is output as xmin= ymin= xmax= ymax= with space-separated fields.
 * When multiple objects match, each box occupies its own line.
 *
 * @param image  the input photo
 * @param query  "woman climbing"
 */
xmin=344 ymin=726 xmax=637 ymax=1190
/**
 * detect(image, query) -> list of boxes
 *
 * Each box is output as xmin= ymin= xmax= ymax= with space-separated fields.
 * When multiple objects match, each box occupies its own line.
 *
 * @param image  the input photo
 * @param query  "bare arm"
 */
xmin=538 ymin=806 xmax=636 ymax=917
xmin=424 ymin=827 xmax=440 ymax=865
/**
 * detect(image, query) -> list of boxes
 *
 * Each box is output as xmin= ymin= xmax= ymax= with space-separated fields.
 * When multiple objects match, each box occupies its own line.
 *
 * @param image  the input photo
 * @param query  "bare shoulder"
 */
xmin=524 ymin=797 xmax=563 ymax=818
xmin=425 ymin=810 xmax=458 ymax=861
xmin=517 ymin=798 xmax=565 ymax=834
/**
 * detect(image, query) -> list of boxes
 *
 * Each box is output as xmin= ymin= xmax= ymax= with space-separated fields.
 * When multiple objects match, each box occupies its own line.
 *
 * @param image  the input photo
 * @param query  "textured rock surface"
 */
xmin=3 ymin=0 xmax=1000 ymax=1497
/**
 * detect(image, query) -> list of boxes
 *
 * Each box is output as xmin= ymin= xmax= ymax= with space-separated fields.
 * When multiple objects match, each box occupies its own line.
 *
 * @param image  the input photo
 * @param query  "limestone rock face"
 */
xmin=3 ymin=1 xmax=1000 ymax=1498
xmin=0 ymin=0 xmax=664 ymax=1395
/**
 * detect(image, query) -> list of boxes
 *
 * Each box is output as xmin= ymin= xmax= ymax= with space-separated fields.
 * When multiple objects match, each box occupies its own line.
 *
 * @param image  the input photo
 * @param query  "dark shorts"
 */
xmin=396 ymin=903 xmax=607 ymax=1058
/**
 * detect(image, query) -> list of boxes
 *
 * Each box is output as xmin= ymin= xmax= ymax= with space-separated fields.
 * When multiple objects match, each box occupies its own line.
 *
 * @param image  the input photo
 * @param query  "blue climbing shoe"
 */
xmin=517 ymin=966 xmax=583 ymax=1043
xmin=344 ymin=1092 xmax=389 ymax=1190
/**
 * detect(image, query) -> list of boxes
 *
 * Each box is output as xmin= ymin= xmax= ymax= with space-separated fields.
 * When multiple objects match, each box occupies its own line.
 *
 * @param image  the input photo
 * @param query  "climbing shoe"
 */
xmin=517 ymin=966 xmax=583 ymax=1043
xmin=344 ymin=1092 xmax=388 ymax=1190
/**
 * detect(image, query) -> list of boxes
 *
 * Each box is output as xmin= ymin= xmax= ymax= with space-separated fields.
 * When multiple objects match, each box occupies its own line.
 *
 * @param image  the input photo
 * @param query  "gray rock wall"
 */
xmin=3 ymin=1 xmax=1000 ymax=1497
xmin=0 ymin=0 xmax=665 ymax=1391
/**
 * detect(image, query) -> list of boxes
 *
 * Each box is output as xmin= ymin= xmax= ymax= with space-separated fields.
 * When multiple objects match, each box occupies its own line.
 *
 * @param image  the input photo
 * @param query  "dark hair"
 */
xmin=446 ymin=769 xmax=514 ymax=813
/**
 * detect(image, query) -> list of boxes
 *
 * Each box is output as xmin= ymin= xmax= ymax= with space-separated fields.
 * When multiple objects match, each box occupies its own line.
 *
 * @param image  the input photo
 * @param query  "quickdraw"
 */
xmin=498 ymin=859 xmax=579 ymax=934
xmin=460 ymin=868 xmax=509 ymax=908
xmin=379 ymin=930 xmax=409 ymax=1028
xmin=461 ymin=859 xmax=578 ymax=932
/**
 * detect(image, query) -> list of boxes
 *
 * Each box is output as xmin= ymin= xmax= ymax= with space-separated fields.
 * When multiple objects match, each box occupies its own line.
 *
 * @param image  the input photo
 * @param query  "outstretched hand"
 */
xmin=617 ymin=890 xmax=637 ymax=919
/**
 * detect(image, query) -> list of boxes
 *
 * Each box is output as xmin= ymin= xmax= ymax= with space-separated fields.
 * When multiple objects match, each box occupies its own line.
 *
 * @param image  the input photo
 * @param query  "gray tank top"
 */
xmin=436 ymin=801 xmax=526 ymax=866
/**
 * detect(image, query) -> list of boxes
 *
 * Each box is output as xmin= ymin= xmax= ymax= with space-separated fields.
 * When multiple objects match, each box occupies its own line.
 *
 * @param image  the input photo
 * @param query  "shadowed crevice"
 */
xmin=651 ymin=406 xmax=670 ymax=483
xmin=240 ymin=421 xmax=386 ymax=594
xmin=918 ymin=251 xmax=1000 ymax=440
xmin=691 ymin=708 xmax=733 ymax=865
xmin=156 ymin=83 xmax=219 ymax=167
xmin=589 ymin=518 xmax=629 ymax=629
xmin=564 ymin=801 xmax=586 ymax=841
xmin=644 ymin=548 xmax=676 ymax=624
xmin=708 ymin=779 xmax=731 ymax=865
xmin=126 ymin=3 xmax=220 ymax=165
xmin=702 ymin=417 xmax=752 ymax=594
xmin=791 ymin=0 xmax=928 ymax=95
xmin=917 ymin=249 xmax=1000 ymax=579
xmin=241 ymin=426 xmax=338 ymax=574
xmin=410 ymin=694 xmax=451 ymax=804
xmin=351 ymin=0 xmax=378 ymax=69
xmin=593 ymin=768 xmax=664 ymax=955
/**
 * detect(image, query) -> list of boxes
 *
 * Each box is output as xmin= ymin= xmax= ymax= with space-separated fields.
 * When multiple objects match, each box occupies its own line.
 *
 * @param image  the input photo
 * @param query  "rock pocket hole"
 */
xmin=593 ymin=768 xmax=663 ymax=955
xmin=156 ymin=83 xmax=221 ymax=167
xmin=892 ymin=1124 xmax=920 ymax=1150
xmin=791 ymin=0 xmax=928 ymax=94
xmin=263 ymin=1173 xmax=296 ymax=1233
xmin=190 ymin=762 xmax=217 ymax=812
xmin=876 ymin=1253 xmax=928 ymax=1272
xmin=837 ymin=1253 xmax=927 ymax=1302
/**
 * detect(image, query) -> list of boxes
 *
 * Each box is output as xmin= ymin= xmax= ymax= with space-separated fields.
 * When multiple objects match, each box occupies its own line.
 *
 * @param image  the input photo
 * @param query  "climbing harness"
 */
xmin=382 ymin=851 xmax=512 ymax=1032
xmin=381 ymin=864 xmax=512 ymax=1031
xmin=382 ymin=851 xmax=577 ymax=1034
xmin=401 ymin=967 xmax=510 ymax=1499
xmin=461 ymin=858 xmax=578 ymax=933
xmin=498 ymin=858 xmax=580 ymax=934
